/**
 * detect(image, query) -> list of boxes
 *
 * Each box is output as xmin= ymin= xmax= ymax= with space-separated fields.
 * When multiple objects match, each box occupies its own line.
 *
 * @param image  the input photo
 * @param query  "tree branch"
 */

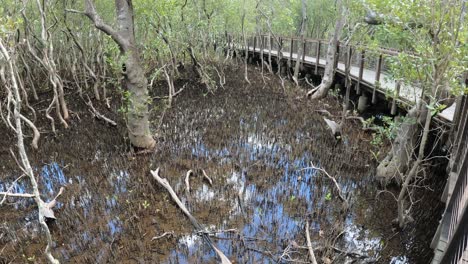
xmin=67 ymin=1 xmax=129 ymax=51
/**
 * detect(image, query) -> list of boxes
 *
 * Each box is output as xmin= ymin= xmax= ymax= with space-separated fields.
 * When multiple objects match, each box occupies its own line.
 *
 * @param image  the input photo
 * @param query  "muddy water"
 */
xmin=0 ymin=68 xmax=414 ymax=263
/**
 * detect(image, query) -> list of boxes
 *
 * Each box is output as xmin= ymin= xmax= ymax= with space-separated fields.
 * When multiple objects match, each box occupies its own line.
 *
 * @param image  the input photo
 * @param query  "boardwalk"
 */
xmin=431 ymin=95 xmax=468 ymax=263
xmin=235 ymin=35 xmax=455 ymax=122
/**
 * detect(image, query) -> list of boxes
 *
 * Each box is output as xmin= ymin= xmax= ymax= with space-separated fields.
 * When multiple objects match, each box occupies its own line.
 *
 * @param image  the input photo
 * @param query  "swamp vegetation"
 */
xmin=0 ymin=0 xmax=467 ymax=263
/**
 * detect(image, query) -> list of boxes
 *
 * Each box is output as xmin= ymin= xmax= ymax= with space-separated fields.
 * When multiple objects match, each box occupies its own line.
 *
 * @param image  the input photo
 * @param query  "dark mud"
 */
xmin=0 ymin=65 xmax=440 ymax=263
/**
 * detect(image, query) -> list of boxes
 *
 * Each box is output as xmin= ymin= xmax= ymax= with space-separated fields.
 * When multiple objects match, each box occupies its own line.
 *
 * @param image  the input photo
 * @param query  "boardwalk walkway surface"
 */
xmin=239 ymin=42 xmax=455 ymax=122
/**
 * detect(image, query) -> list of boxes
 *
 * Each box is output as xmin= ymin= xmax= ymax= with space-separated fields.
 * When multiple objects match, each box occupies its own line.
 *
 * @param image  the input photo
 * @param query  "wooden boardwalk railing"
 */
xmin=431 ymin=95 xmax=468 ymax=264
xmin=228 ymin=34 xmax=456 ymax=122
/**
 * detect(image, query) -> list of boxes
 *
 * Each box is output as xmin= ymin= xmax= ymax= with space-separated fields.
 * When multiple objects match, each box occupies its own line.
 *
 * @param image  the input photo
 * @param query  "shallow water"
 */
xmin=0 ymin=71 xmax=411 ymax=263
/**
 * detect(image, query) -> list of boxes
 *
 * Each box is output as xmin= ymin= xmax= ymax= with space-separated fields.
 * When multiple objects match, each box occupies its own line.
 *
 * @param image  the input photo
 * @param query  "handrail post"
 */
xmin=253 ymin=35 xmax=257 ymax=53
xmin=315 ymin=41 xmax=321 ymax=75
xmin=391 ymin=80 xmax=401 ymax=115
xmin=279 ymin=37 xmax=283 ymax=59
xmin=334 ymin=41 xmax=340 ymax=70
xmin=260 ymin=34 xmax=264 ymax=58
xmin=302 ymin=39 xmax=307 ymax=63
xmin=357 ymin=50 xmax=365 ymax=95
xmin=289 ymin=37 xmax=294 ymax=66
xmin=372 ymin=54 xmax=383 ymax=104
xmin=269 ymin=35 xmax=272 ymax=58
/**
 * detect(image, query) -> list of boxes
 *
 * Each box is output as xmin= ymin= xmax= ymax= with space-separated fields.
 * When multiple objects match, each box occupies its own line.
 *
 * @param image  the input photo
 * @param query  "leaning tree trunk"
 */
xmin=307 ymin=0 xmax=345 ymax=98
xmin=77 ymin=0 xmax=156 ymax=149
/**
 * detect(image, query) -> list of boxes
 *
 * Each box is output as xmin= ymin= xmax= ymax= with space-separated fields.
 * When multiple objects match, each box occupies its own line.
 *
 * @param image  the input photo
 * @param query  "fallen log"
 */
xmin=150 ymin=168 xmax=232 ymax=264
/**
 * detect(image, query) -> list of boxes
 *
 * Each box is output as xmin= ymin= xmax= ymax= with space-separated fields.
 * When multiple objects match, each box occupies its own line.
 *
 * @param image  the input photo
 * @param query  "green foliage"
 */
xmin=325 ymin=192 xmax=332 ymax=201
xmin=141 ymin=200 xmax=150 ymax=209
xmin=369 ymin=116 xmax=406 ymax=147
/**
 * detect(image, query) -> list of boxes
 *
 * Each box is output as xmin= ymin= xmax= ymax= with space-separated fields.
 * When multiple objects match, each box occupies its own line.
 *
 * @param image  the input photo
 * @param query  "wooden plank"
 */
xmin=315 ymin=41 xmax=321 ymax=75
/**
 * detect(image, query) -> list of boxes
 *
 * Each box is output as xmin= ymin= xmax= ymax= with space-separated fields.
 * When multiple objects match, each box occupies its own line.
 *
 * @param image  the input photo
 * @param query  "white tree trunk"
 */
xmin=307 ymin=0 xmax=345 ymax=99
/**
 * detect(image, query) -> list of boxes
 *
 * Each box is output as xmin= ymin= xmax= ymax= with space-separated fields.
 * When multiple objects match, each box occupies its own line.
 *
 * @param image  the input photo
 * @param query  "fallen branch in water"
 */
xmin=305 ymin=221 xmax=318 ymax=264
xmin=185 ymin=170 xmax=194 ymax=193
xmin=197 ymin=228 xmax=237 ymax=236
xmin=151 ymin=231 xmax=174 ymax=241
xmin=0 ymin=192 xmax=35 ymax=199
xmin=150 ymin=168 xmax=232 ymax=264
xmin=302 ymin=163 xmax=347 ymax=205
xmin=86 ymin=96 xmax=117 ymax=126
xmin=202 ymin=169 xmax=213 ymax=186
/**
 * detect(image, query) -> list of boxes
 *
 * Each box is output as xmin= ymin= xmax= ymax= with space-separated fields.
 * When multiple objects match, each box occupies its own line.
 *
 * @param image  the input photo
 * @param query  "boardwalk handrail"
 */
xmin=432 ymin=95 xmax=468 ymax=263
xmin=230 ymin=33 xmax=428 ymax=118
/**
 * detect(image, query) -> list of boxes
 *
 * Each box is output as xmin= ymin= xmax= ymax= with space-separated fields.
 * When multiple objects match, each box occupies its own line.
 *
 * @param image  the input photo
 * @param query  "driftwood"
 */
xmin=151 ymin=231 xmax=174 ymax=241
xmin=0 ymin=192 xmax=35 ymax=198
xmin=201 ymin=169 xmax=213 ymax=186
xmin=150 ymin=168 xmax=232 ymax=264
xmin=185 ymin=170 xmax=194 ymax=193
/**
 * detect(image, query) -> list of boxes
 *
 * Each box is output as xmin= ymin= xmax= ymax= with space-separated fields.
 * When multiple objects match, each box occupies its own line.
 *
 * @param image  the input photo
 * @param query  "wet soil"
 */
xmin=0 ymin=65 xmax=441 ymax=263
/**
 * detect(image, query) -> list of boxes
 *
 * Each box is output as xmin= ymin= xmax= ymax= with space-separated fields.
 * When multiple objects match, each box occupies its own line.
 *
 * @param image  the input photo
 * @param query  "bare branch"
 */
xmin=68 ymin=1 xmax=129 ymax=51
